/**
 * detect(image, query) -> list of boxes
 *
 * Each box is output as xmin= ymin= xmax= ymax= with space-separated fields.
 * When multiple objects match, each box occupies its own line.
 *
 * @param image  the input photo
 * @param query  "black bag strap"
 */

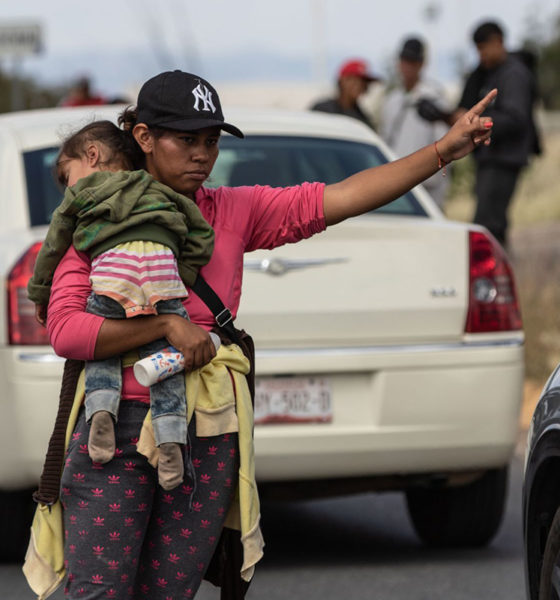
xmin=191 ymin=274 xmax=240 ymax=345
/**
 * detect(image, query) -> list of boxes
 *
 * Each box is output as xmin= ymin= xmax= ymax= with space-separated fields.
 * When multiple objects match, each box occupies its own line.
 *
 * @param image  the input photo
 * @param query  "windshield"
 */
xmin=24 ymin=135 xmax=426 ymax=227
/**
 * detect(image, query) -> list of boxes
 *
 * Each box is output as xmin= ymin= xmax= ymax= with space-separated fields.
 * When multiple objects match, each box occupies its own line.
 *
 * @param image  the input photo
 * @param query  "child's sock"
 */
xmin=158 ymin=443 xmax=184 ymax=490
xmin=88 ymin=411 xmax=116 ymax=464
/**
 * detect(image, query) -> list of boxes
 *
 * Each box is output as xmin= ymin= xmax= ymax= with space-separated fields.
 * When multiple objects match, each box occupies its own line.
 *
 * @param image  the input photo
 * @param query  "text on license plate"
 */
xmin=254 ymin=376 xmax=332 ymax=425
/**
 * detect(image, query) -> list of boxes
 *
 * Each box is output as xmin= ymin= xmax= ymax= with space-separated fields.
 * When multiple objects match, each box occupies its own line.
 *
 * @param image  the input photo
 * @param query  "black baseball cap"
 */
xmin=399 ymin=37 xmax=425 ymax=62
xmin=136 ymin=70 xmax=244 ymax=138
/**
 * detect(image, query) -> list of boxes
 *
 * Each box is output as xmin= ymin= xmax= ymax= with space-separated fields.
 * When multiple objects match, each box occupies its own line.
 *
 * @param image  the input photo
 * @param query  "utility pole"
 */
xmin=422 ymin=2 xmax=442 ymax=79
xmin=11 ymin=55 xmax=23 ymax=111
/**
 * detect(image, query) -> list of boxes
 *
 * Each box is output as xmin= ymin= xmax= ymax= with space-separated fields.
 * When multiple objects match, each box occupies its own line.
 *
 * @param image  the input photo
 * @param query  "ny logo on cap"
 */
xmin=192 ymin=83 xmax=216 ymax=113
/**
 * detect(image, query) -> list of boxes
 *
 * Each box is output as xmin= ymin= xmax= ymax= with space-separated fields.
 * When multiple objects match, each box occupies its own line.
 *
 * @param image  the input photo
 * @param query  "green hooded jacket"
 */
xmin=27 ymin=170 xmax=214 ymax=306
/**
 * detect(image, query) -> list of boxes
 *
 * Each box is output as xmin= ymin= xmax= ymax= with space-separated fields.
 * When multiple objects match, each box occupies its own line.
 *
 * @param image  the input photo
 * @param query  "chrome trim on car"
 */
xmin=17 ymin=352 xmax=65 ymax=363
xmin=16 ymin=338 xmax=522 ymax=364
xmin=255 ymin=338 xmax=524 ymax=358
xmin=244 ymin=257 xmax=348 ymax=276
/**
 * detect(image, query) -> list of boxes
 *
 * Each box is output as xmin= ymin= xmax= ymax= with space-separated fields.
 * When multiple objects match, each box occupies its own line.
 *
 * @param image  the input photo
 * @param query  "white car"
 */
xmin=0 ymin=105 xmax=524 ymax=560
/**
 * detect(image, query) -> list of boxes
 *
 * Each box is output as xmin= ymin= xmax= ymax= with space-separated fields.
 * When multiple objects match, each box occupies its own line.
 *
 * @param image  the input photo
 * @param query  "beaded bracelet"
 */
xmin=434 ymin=141 xmax=448 ymax=176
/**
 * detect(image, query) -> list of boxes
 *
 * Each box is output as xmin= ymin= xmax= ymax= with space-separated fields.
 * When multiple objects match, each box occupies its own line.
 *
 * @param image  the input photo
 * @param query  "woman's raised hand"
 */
xmin=162 ymin=314 xmax=217 ymax=371
xmin=437 ymin=88 xmax=497 ymax=162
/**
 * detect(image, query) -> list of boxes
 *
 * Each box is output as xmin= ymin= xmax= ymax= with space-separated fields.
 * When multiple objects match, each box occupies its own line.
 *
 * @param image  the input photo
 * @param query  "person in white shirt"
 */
xmin=380 ymin=37 xmax=452 ymax=209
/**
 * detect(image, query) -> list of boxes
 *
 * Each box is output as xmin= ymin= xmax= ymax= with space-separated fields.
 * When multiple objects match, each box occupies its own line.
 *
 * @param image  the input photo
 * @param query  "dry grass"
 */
xmin=445 ymin=112 xmax=560 ymax=427
xmin=446 ymin=132 xmax=560 ymax=226
xmin=520 ymin=380 xmax=545 ymax=430
xmin=511 ymin=224 xmax=560 ymax=381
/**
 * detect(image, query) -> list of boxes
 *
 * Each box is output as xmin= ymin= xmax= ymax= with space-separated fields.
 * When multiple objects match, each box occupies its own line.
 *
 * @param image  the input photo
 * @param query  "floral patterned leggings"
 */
xmin=60 ymin=401 xmax=239 ymax=600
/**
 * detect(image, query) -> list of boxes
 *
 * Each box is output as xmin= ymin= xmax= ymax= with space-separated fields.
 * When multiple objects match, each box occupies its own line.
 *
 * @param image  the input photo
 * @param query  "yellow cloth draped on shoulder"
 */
xmin=23 ymin=344 xmax=264 ymax=599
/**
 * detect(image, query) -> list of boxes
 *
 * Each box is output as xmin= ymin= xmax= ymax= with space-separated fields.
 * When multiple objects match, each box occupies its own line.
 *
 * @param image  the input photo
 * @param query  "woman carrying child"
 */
xmin=31 ymin=70 xmax=496 ymax=600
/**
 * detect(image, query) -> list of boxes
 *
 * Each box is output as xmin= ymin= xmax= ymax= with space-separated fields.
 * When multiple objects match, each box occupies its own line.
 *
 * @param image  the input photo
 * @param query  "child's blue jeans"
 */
xmin=84 ymin=293 xmax=188 ymax=447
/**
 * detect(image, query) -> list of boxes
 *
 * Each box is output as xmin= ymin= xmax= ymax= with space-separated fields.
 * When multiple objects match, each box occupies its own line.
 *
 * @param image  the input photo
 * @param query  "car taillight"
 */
xmin=465 ymin=230 xmax=522 ymax=333
xmin=7 ymin=242 xmax=50 ymax=345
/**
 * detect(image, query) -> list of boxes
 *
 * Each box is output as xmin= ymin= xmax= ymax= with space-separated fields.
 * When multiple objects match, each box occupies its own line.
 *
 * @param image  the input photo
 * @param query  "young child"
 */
xmin=28 ymin=120 xmax=215 ymax=490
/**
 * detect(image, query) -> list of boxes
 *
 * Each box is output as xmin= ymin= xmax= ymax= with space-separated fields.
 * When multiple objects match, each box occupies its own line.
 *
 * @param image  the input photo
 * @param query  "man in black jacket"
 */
xmin=457 ymin=21 xmax=538 ymax=247
xmin=416 ymin=21 xmax=539 ymax=247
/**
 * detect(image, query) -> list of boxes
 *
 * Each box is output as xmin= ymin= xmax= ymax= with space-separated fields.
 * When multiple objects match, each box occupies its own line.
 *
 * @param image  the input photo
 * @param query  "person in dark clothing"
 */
xmin=310 ymin=58 xmax=379 ymax=129
xmin=415 ymin=21 xmax=540 ymax=247
xmin=60 ymin=76 xmax=107 ymax=107
xmin=457 ymin=21 xmax=538 ymax=247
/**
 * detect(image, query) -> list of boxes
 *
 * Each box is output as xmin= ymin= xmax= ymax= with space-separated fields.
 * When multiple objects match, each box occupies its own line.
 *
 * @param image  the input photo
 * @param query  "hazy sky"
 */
xmin=1 ymin=0 xmax=558 ymax=96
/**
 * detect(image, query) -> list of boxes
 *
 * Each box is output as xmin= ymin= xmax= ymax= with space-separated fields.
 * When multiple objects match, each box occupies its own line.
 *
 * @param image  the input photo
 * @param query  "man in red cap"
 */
xmin=60 ymin=76 xmax=107 ymax=107
xmin=310 ymin=58 xmax=379 ymax=129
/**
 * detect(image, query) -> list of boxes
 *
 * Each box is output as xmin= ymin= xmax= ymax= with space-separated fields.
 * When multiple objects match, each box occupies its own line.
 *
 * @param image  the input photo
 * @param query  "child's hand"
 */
xmin=35 ymin=304 xmax=48 ymax=326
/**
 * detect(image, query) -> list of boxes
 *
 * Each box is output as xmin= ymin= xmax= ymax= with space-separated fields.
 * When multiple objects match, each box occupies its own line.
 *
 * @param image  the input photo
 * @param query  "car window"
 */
xmin=24 ymin=146 xmax=62 ymax=227
xmin=209 ymin=136 xmax=427 ymax=217
xmin=23 ymin=136 xmax=427 ymax=227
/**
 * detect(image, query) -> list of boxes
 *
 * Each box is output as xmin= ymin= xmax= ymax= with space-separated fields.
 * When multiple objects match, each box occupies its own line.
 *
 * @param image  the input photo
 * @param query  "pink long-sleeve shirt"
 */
xmin=47 ymin=183 xmax=326 ymax=399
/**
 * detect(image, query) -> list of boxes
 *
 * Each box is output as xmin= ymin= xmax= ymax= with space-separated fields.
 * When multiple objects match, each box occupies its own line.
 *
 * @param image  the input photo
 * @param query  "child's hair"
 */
xmin=58 ymin=120 xmax=139 ymax=176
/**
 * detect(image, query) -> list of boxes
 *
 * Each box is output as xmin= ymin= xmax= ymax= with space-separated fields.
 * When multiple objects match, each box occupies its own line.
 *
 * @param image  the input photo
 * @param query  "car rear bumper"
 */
xmin=0 ymin=338 xmax=524 ymax=490
xmin=253 ymin=337 xmax=524 ymax=482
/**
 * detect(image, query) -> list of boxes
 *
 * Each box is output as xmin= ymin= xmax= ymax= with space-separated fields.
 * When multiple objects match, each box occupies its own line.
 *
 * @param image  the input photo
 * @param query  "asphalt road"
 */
xmin=3 ymin=437 xmax=527 ymax=600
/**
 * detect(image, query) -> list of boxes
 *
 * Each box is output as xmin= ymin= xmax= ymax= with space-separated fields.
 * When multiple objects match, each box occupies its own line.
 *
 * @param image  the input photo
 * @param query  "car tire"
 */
xmin=538 ymin=505 xmax=560 ymax=600
xmin=0 ymin=488 xmax=36 ymax=562
xmin=405 ymin=467 xmax=508 ymax=547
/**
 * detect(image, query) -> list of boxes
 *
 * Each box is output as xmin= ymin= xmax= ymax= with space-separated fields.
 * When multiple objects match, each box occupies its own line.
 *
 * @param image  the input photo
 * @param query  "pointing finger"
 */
xmin=469 ymin=88 xmax=497 ymax=117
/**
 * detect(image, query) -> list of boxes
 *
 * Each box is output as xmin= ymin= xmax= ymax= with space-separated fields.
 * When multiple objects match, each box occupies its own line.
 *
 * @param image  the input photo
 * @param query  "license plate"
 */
xmin=254 ymin=376 xmax=332 ymax=424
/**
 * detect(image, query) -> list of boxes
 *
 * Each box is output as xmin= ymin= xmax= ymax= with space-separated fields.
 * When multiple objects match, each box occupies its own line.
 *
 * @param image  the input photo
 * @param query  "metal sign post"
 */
xmin=0 ymin=21 xmax=43 ymax=111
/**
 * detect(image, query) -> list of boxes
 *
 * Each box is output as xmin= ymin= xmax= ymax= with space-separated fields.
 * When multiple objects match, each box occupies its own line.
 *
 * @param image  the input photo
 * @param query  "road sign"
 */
xmin=0 ymin=22 xmax=42 ymax=57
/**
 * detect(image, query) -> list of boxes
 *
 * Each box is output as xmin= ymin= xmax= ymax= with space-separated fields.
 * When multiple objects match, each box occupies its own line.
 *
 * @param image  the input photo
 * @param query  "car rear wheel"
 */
xmin=538 ymin=505 xmax=560 ymax=600
xmin=405 ymin=467 xmax=508 ymax=547
xmin=0 ymin=488 xmax=36 ymax=562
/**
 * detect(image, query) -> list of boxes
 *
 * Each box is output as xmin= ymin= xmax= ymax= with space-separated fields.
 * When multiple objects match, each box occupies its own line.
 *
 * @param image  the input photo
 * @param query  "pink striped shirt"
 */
xmin=47 ymin=182 xmax=326 ymax=400
xmin=91 ymin=241 xmax=188 ymax=316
